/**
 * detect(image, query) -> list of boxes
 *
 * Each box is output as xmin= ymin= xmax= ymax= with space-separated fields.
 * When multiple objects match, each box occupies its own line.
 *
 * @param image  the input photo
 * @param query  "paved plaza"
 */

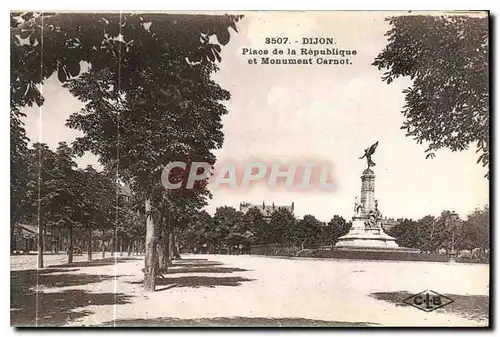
xmin=11 ymin=254 xmax=489 ymax=327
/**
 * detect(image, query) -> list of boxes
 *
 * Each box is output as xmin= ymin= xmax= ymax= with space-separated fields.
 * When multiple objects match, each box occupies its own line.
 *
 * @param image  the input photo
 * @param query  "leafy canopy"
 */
xmin=373 ymin=15 xmax=489 ymax=176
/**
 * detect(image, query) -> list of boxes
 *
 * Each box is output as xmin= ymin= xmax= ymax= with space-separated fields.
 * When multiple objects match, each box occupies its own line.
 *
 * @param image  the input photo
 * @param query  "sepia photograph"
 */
xmin=10 ymin=10 xmax=489 ymax=327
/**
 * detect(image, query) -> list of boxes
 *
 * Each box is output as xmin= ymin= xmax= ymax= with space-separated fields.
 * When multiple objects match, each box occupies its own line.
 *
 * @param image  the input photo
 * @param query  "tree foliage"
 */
xmin=322 ymin=215 xmax=351 ymax=246
xmin=11 ymin=12 xmax=242 ymax=287
xmin=290 ymin=214 xmax=324 ymax=249
xmin=179 ymin=210 xmax=213 ymax=251
xmin=461 ymin=206 xmax=489 ymax=251
xmin=10 ymin=10 xmax=243 ymax=229
xmin=267 ymin=208 xmax=296 ymax=245
xmin=242 ymin=207 xmax=267 ymax=245
xmin=11 ymin=12 xmax=242 ymax=110
xmin=20 ymin=142 xmax=119 ymax=263
xmin=388 ymin=207 xmax=489 ymax=254
xmin=373 ymin=15 xmax=489 ymax=176
xmin=10 ymin=108 xmax=30 ymax=232
xmin=212 ymin=206 xmax=244 ymax=246
xmin=388 ymin=218 xmax=422 ymax=249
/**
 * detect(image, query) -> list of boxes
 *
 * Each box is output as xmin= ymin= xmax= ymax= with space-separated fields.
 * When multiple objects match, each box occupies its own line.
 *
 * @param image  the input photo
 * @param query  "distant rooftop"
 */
xmin=240 ymin=201 xmax=294 ymax=218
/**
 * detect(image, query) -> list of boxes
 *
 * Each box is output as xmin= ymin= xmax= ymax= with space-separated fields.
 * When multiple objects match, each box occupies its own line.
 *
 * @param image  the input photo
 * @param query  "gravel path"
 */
xmin=11 ymin=254 xmax=489 ymax=327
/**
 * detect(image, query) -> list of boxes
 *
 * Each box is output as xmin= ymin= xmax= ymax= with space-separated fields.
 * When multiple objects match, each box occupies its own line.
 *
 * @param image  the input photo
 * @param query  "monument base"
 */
xmin=314 ymin=245 xmax=426 ymax=262
xmin=335 ymin=231 xmax=399 ymax=248
xmin=335 ymin=218 xmax=400 ymax=249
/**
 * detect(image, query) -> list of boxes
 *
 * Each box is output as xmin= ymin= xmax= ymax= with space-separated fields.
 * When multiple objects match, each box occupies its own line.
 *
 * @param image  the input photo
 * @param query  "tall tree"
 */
xmin=54 ymin=14 xmax=241 ymax=290
xmin=52 ymin=142 xmax=80 ymax=263
xmin=323 ymin=215 xmax=350 ymax=247
xmin=212 ymin=206 xmax=243 ymax=249
xmin=290 ymin=215 xmax=323 ymax=250
xmin=117 ymin=191 xmax=146 ymax=256
xmin=179 ymin=210 xmax=212 ymax=253
xmin=415 ymin=215 xmax=436 ymax=253
xmin=267 ymin=208 xmax=296 ymax=245
xmin=10 ymin=108 xmax=31 ymax=252
xmin=158 ymin=191 xmax=208 ymax=267
xmin=25 ymin=142 xmax=80 ymax=266
xmin=373 ymin=15 xmax=489 ymax=177
xmin=11 ymin=13 xmax=241 ymax=288
xmin=461 ymin=206 xmax=489 ymax=252
xmin=26 ymin=143 xmax=58 ymax=268
xmin=76 ymin=166 xmax=117 ymax=261
xmin=242 ymin=207 xmax=267 ymax=245
xmin=388 ymin=218 xmax=421 ymax=249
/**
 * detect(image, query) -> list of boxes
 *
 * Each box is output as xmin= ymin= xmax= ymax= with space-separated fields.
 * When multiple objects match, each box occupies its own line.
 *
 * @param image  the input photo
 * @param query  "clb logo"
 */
xmin=403 ymin=290 xmax=453 ymax=312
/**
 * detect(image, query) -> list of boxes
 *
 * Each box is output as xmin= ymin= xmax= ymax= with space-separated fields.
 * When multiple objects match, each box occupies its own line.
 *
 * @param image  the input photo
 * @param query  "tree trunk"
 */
xmin=111 ymin=236 xmax=115 ymax=257
xmin=143 ymin=198 xmax=156 ymax=291
xmin=68 ymin=225 xmax=74 ymax=264
xmin=158 ymin=240 xmax=165 ymax=270
xmin=173 ymin=234 xmax=181 ymax=259
xmin=102 ymin=229 xmax=106 ymax=259
xmin=127 ymin=239 xmax=132 ymax=256
xmin=157 ymin=211 xmax=165 ymax=270
xmin=52 ymin=229 xmax=59 ymax=254
xmin=110 ymin=238 xmax=113 ymax=257
xmin=37 ymin=220 xmax=44 ymax=268
xmin=165 ymin=232 xmax=173 ymax=266
xmin=163 ymin=236 xmax=170 ymax=267
xmin=43 ymin=227 xmax=47 ymax=253
xmin=88 ymin=228 xmax=92 ymax=260
xmin=11 ymin=223 xmax=16 ymax=254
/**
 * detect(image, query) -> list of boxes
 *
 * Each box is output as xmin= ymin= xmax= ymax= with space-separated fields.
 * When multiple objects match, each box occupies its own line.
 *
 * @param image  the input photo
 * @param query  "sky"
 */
xmin=21 ymin=12 xmax=489 ymax=222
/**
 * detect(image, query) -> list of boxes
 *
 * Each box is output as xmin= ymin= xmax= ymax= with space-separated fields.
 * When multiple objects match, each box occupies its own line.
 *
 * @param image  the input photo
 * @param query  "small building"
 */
xmin=11 ymin=224 xmax=60 ymax=254
xmin=239 ymin=201 xmax=294 ymax=222
xmin=12 ymin=224 xmax=38 ymax=253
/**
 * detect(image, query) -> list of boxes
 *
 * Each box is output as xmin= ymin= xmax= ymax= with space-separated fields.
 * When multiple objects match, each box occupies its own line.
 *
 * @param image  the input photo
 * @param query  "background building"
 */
xmin=239 ymin=201 xmax=294 ymax=222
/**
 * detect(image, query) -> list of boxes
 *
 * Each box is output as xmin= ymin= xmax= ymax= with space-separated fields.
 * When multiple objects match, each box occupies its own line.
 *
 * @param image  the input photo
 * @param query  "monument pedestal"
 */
xmin=336 ymin=218 xmax=399 ymax=248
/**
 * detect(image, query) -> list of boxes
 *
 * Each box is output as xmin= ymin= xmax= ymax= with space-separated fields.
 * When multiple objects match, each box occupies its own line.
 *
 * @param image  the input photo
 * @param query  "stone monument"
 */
xmin=336 ymin=142 xmax=400 ymax=248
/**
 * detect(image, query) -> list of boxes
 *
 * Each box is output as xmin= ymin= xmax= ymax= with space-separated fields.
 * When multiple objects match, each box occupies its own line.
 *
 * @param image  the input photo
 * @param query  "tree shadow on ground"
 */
xmin=11 ymin=268 xmax=125 ymax=291
xmin=128 ymin=275 xmax=254 ymax=290
xmin=370 ymin=291 xmax=489 ymax=322
xmin=129 ymin=258 xmax=254 ymax=290
xmin=48 ymin=257 xmax=138 ymax=269
xmin=174 ymin=258 xmax=211 ymax=263
xmin=168 ymin=258 xmax=249 ymax=273
xmin=156 ymin=275 xmax=254 ymax=289
xmin=99 ymin=316 xmax=378 ymax=327
xmin=11 ymin=289 xmax=132 ymax=327
xmin=171 ymin=258 xmax=224 ymax=268
xmin=166 ymin=266 xmax=249 ymax=274
xmin=11 ymin=268 xmax=132 ymax=326
xmin=167 ymin=262 xmax=224 ymax=268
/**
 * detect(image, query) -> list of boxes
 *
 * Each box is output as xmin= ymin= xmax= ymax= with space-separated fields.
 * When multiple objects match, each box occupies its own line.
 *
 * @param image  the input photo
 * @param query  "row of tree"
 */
xmin=179 ymin=207 xmax=352 ymax=252
xmin=12 ymin=141 xmax=146 ymax=266
xmin=387 ymin=207 xmax=489 ymax=255
xmin=11 ymin=12 xmax=243 ymax=291
xmin=178 ymin=206 xmax=490 ymax=258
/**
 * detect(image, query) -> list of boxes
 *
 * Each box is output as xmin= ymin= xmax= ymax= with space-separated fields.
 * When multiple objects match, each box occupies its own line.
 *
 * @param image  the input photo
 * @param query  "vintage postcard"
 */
xmin=10 ymin=11 xmax=489 ymax=327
